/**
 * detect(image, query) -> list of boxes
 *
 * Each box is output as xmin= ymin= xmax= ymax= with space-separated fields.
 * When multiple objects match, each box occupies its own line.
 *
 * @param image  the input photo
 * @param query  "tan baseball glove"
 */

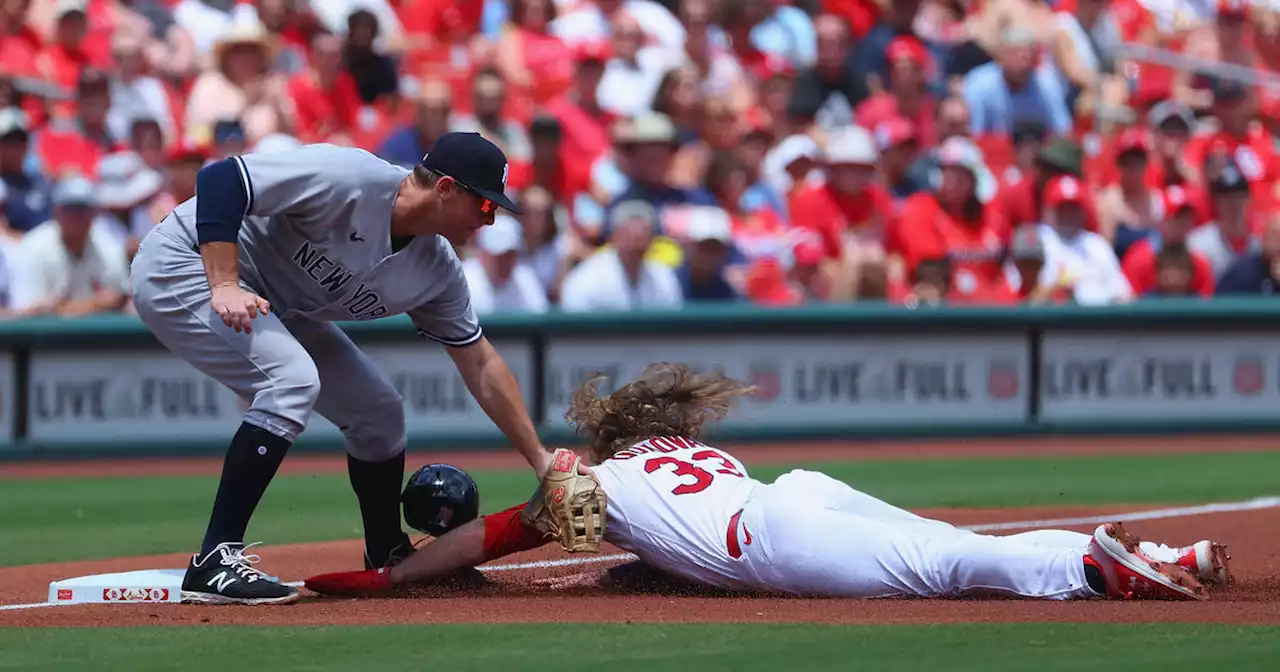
xmin=521 ymin=449 xmax=607 ymax=553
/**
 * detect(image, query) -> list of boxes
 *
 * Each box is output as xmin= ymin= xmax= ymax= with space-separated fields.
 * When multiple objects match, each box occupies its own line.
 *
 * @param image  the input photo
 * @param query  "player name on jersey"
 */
xmin=609 ymin=436 xmax=710 ymax=460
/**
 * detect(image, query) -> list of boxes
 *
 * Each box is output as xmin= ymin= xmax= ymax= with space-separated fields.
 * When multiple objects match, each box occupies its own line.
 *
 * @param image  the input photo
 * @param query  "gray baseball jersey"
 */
xmin=132 ymin=144 xmax=480 ymax=453
xmin=152 ymin=143 xmax=481 ymax=346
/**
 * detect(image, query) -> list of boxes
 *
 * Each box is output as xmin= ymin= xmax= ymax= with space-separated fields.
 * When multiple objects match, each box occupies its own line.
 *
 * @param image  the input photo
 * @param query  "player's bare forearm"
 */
xmin=448 ymin=336 xmax=549 ymax=474
xmin=389 ymin=503 xmax=548 ymax=585
xmin=198 ymin=241 xmax=240 ymax=289
xmin=389 ymin=518 xmax=487 ymax=584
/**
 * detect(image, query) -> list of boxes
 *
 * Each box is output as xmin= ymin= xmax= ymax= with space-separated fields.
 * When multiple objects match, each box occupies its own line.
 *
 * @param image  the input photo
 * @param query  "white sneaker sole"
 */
xmin=181 ymin=589 xmax=300 ymax=605
xmin=1094 ymin=525 xmax=1205 ymax=601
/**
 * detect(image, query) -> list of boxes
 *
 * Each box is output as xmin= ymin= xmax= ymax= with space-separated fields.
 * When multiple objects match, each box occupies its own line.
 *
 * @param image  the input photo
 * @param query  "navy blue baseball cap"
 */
xmin=421 ymin=132 xmax=520 ymax=214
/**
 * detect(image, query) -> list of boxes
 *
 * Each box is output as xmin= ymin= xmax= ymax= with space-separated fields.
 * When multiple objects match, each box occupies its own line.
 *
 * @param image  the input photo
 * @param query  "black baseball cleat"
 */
xmin=181 ymin=542 xmax=299 ymax=605
xmin=364 ymin=534 xmax=416 ymax=570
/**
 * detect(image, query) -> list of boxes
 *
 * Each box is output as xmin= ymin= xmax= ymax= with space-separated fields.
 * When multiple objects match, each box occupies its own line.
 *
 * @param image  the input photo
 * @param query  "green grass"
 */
xmin=3 ymin=450 xmax=1280 ymax=567
xmin=0 ymin=624 xmax=1277 ymax=671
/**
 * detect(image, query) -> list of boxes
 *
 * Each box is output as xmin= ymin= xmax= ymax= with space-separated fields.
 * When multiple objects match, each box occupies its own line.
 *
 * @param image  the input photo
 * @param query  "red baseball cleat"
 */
xmin=1086 ymin=523 xmax=1206 ymax=601
xmin=1175 ymin=540 xmax=1231 ymax=586
xmin=304 ymin=568 xmax=394 ymax=596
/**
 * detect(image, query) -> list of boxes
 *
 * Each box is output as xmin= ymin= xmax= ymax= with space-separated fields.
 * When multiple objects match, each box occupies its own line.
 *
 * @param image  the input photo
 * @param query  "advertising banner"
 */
xmin=29 ymin=342 xmax=534 ymax=443
xmin=28 ymin=351 xmax=244 ymax=441
xmin=542 ymin=335 xmax=1029 ymax=430
xmin=1040 ymin=331 xmax=1280 ymax=421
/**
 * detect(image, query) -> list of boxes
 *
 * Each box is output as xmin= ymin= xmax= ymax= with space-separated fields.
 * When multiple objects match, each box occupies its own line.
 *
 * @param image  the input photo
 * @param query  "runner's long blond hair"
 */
xmin=566 ymin=363 xmax=756 ymax=464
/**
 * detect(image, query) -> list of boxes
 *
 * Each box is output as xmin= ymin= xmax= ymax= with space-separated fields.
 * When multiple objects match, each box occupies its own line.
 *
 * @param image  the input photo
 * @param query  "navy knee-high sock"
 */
xmin=200 ymin=422 xmax=292 ymax=556
xmin=347 ymin=450 xmax=408 ymax=559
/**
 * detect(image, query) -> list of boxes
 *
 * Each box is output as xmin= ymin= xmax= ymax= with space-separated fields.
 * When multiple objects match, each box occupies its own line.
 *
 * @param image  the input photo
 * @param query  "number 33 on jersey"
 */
xmin=590 ymin=436 xmax=762 ymax=586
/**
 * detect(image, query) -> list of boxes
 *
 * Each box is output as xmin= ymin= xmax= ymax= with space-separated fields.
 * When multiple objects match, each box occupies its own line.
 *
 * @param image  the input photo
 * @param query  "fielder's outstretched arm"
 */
xmin=445 ymin=337 xmax=554 ymax=478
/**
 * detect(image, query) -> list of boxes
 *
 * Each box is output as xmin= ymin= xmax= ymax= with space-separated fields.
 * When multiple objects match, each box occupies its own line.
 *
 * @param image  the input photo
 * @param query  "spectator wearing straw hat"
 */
xmin=185 ymin=20 xmax=292 ymax=146
xmin=94 ymin=150 xmax=165 ymax=256
xmin=462 ymin=215 xmax=549 ymax=315
xmin=9 ymin=175 xmax=128 ymax=317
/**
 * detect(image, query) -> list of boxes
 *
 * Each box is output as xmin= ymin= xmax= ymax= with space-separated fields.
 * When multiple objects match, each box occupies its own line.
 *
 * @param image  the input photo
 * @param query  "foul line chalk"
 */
xmin=4 ymin=496 xmax=1279 ymax=612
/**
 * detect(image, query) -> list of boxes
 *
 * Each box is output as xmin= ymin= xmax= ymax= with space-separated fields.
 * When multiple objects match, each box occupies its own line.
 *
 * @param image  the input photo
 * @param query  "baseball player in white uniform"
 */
xmin=306 ymin=364 xmax=1229 ymax=602
xmin=131 ymin=134 xmax=563 ymax=605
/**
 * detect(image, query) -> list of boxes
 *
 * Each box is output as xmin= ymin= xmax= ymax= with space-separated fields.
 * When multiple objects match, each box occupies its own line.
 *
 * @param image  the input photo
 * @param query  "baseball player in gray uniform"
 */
xmin=131 ymin=133 xmax=557 ymax=605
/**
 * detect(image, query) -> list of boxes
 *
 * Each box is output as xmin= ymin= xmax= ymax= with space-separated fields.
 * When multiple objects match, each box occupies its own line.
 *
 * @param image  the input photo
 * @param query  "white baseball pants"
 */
xmin=733 ymin=470 xmax=1100 ymax=599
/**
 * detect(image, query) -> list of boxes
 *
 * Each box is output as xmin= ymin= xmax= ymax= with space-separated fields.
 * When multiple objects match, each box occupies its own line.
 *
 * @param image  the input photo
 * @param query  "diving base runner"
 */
xmin=131 ymin=134 xmax=561 ymax=605
xmin=306 ymin=364 xmax=1230 ymax=602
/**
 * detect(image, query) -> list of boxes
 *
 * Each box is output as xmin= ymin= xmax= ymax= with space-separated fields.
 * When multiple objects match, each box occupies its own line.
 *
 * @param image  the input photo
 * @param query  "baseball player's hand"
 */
xmin=211 ymin=284 xmax=271 ymax=334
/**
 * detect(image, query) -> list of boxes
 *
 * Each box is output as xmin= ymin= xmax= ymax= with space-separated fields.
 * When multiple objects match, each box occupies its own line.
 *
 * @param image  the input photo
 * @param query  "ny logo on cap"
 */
xmin=501 ymin=162 xmax=509 ymax=188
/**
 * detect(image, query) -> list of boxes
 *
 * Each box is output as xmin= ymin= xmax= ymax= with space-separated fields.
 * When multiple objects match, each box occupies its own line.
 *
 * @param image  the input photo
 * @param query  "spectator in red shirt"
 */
xmin=544 ymin=41 xmax=613 ymax=184
xmin=1096 ymin=127 xmax=1163 ymax=259
xmin=790 ymin=125 xmax=893 ymax=300
xmin=892 ymin=136 xmax=1010 ymax=303
xmin=34 ymin=67 xmax=117 ymax=179
xmin=1184 ymin=78 xmax=1277 ymax=213
xmin=495 ymin=0 xmax=573 ymax=106
xmin=1121 ymin=185 xmax=1215 ymax=298
xmin=855 ymin=36 xmax=936 ymax=148
xmin=287 ymin=32 xmax=361 ymax=144
xmin=0 ymin=0 xmax=42 ymax=78
xmin=36 ymin=0 xmax=91 ymax=95
xmin=998 ymin=137 xmax=1097 ymax=231
xmin=526 ymin=114 xmax=584 ymax=208
xmin=1149 ymin=245 xmax=1202 ymax=298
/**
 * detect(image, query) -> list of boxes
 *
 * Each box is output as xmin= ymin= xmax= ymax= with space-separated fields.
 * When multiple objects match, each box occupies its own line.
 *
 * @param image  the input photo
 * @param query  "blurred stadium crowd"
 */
xmin=1 ymin=0 xmax=1279 ymax=318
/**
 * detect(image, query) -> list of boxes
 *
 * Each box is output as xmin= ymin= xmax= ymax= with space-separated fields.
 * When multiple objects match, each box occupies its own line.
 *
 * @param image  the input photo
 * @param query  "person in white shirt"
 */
xmin=9 ymin=176 xmax=130 ymax=317
xmin=550 ymin=0 xmax=685 ymax=57
xmin=1038 ymin=176 xmax=1133 ymax=305
xmin=462 ymin=215 xmax=549 ymax=315
xmin=596 ymin=12 xmax=674 ymax=118
xmin=560 ymin=200 xmax=684 ymax=312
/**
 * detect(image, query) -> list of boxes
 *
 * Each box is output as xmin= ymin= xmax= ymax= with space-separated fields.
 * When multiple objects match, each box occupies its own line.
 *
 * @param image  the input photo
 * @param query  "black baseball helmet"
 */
xmin=402 ymin=464 xmax=480 ymax=537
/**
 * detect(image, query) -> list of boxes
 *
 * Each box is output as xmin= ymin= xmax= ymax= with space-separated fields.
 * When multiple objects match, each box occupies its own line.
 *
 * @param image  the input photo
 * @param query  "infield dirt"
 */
xmin=3 ymin=436 xmax=1278 ymax=627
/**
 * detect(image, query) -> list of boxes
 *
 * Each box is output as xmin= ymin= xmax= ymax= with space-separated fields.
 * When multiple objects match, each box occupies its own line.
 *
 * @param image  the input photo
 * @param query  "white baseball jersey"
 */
xmin=592 ymin=436 xmax=762 ymax=590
